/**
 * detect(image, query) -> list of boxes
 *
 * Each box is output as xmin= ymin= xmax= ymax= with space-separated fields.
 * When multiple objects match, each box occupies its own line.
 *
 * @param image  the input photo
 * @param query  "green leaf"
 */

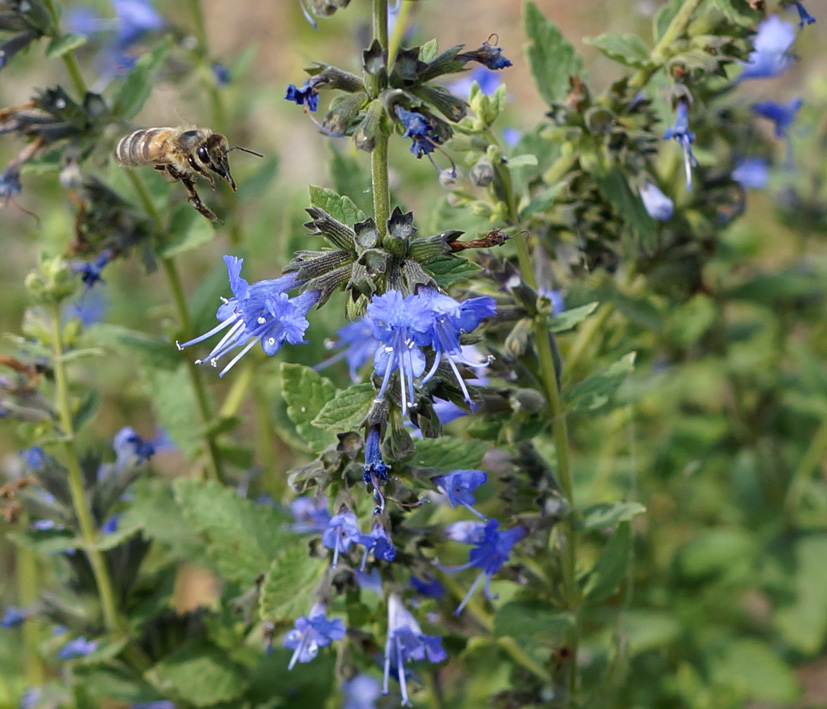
xmin=9 ymin=527 xmax=80 ymax=554
xmin=494 ymin=603 xmax=574 ymax=639
xmin=157 ymin=204 xmax=216 ymax=258
xmin=519 ymin=182 xmax=564 ymax=220
xmin=653 ymin=0 xmax=685 ymax=42
xmin=151 ymin=643 xmax=246 ymax=707
xmin=45 ymin=33 xmax=87 ymax=58
xmin=329 ymin=149 xmax=371 ymax=216
xmin=111 ymin=39 xmax=171 ymax=120
xmin=566 ymin=352 xmax=636 ymax=412
xmin=174 ymin=478 xmax=292 ymax=586
xmin=623 ymin=610 xmax=682 ymax=655
xmin=507 ymin=154 xmax=539 ymax=169
xmin=419 ymin=39 xmax=439 ymax=64
xmin=584 ymin=33 xmax=652 ymax=68
xmin=85 ymin=324 xmax=181 ymax=371
xmin=578 ymin=501 xmax=646 ymax=531
xmin=422 ymin=255 xmax=481 ymax=289
xmin=710 ymin=639 xmax=800 ymax=703
xmin=312 ymin=383 xmax=375 ymax=431
xmin=308 ymin=185 xmax=366 ymax=226
xmin=712 ymin=0 xmax=762 ymax=26
xmin=470 ymin=83 xmax=507 ymax=127
xmin=584 ymin=522 xmax=631 ymax=601
xmin=280 ymin=363 xmax=337 ymax=451
xmin=548 ymin=302 xmax=599 ymax=333
xmin=775 ymin=534 xmax=827 ymax=654
xmin=676 ymin=528 xmax=755 ymax=579
xmin=594 ymin=168 xmax=657 ymax=250
xmin=408 ymin=437 xmax=488 ymax=471
xmin=260 ymin=544 xmax=327 ymax=622
xmin=142 ymin=364 xmax=204 ymax=459
xmin=95 ymin=516 xmax=142 ymax=550
xmin=524 ymin=1 xmax=585 ymax=106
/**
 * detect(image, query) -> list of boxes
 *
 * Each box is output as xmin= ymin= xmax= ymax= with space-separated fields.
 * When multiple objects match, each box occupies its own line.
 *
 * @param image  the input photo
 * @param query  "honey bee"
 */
xmin=114 ymin=126 xmax=262 ymax=223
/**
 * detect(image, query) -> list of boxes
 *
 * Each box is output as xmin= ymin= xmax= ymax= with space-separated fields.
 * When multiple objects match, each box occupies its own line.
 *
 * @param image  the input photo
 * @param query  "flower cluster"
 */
xmin=321 ymin=505 xmax=395 ymax=569
xmin=177 ymin=256 xmax=320 ymax=376
xmin=283 ymin=602 xmax=345 ymax=670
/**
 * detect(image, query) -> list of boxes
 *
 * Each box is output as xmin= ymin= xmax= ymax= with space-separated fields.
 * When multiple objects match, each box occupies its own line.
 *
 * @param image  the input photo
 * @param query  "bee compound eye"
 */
xmin=197 ymin=145 xmax=210 ymax=163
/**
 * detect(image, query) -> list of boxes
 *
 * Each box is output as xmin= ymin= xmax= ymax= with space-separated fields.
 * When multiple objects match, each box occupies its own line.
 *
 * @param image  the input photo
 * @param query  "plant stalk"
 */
xmin=371 ymin=0 xmax=390 ymax=237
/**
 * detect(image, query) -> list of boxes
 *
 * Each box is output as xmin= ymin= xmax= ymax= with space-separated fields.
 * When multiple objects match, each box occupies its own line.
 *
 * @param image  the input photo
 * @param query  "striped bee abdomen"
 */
xmin=114 ymin=128 xmax=174 ymax=167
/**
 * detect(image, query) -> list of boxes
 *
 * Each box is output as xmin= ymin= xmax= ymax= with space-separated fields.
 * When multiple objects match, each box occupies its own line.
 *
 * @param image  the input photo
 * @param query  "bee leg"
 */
xmin=181 ymin=177 xmax=223 ymax=224
xmin=156 ymin=165 xmax=181 ymax=184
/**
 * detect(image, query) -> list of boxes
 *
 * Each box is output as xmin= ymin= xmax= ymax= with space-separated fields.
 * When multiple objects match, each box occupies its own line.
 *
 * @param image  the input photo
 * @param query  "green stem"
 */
xmin=562 ymin=302 xmax=614 ymax=381
xmin=16 ymin=541 xmax=44 ymax=685
xmin=371 ymin=0 xmax=390 ymax=237
xmin=51 ymin=308 xmax=123 ymax=633
xmin=628 ymin=0 xmax=705 ymax=92
xmin=388 ymin=0 xmax=414 ymax=59
xmin=125 ymin=171 xmax=224 ymax=483
xmin=42 ymin=0 xmax=86 ymax=97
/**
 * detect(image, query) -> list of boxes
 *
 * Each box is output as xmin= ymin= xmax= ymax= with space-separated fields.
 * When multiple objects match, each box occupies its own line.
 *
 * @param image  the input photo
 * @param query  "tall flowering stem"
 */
xmin=50 ymin=306 xmax=122 ymax=634
xmin=42 ymin=0 xmax=86 ymax=97
xmin=371 ymin=0 xmax=390 ymax=238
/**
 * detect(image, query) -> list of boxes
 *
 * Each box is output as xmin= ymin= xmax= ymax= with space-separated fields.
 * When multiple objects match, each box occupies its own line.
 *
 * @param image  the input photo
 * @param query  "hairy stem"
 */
xmin=124 ymin=171 xmax=224 ymax=483
xmin=51 ymin=308 xmax=122 ymax=633
xmin=371 ymin=0 xmax=390 ymax=237
xmin=17 ymin=542 xmax=44 ymax=685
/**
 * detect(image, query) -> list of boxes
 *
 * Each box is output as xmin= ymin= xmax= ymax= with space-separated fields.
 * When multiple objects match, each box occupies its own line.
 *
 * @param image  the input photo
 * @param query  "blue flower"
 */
xmin=322 ymin=510 xmax=361 ymax=568
xmin=363 ymin=426 xmax=391 ymax=513
xmin=1 ymin=607 xmax=28 ymax=628
xmin=410 ymin=575 xmax=445 ymax=600
xmin=367 ymin=290 xmax=432 ymax=415
xmin=285 ymin=80 xmax=320 ymax=112
xmin=447 ymin=66 xmax=501 ymax=99
xmin=113 ymin=426 xmax=155 ymax=469
xmin=102 ymin=515 xmax=120 ymax=535
xmin=316 ymin=317 xmax=378 ymax=381
xmin=383 ymin=594 xmax=446 ymax=706
xmin=441 ymin=519 xmax=526 ymax=615
xmin=445 ymin=520 xmax=486 ymax=544
xmin=343 ymin=674 xmax=382 ymax=709
xmin=639 ymin=182 xmax=674 ymax=221
xmin=19 ymin=688 xmax=42 ymax=709
xmin=131 ymin=702 xmax=175 ymax=709
xmin=417 ymin=288 xmax=496 ymax=404
xmin=663 ymin=100 xmax=697 ymax=191
xmin=112 ymin=0 xmax=165 ymax=44
xmin=57 ymin=636 xmax=98 ymax=660
xmin=738 ymin=16 xmax=796 ymax=81
xmin=358 ymin=522 xmax=396 ymax=571
xmin=395 ymin=107 xmax=442 ymax=158
xmin=732 ymin=158 xmax=769 ymax=189
xmin=502 ymin=127 xmax=521 ymax=147
xmin=432 ymin=469 xmax=488 ymax=519
xmin=177 ymin=256 xmax=318 ymax=376
xmin=458 ymin=40 xmax=513 ymax=70
xmin=356 ymin=568 xmax=383 ymax=596
xmin=790 ymin=1 xmax=815 ymax=27
xmin=0 ymin=166 xmax=21 ymax=203
xmin=72 ymin=249 xmax=116 ymax=288
xmin=284 ymin=602 xmax=345 ymax=670
xmin=211 ymin=61 xmax=231 ymax=87
xmin=752 ymin=98 xmax=802 ymax=139
xmin=289 ymin=496 xmax=331 ymax=533
xmin=22 ymin=447 xmax=47 ymax=470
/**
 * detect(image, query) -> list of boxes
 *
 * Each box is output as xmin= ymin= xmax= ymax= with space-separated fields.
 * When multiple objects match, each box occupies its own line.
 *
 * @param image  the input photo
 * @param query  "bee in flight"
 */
xmin=114 ymin=126 xmax=262 ymax=223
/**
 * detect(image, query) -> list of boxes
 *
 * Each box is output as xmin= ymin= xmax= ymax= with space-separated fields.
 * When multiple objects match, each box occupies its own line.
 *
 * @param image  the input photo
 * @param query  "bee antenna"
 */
xmin=228 ymin=146 xmax=264 ymax=158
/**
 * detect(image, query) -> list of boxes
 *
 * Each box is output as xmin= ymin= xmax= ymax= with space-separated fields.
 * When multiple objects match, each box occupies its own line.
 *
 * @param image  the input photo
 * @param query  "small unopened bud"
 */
xmin=470 ymin=159 xmax=494 ymax=187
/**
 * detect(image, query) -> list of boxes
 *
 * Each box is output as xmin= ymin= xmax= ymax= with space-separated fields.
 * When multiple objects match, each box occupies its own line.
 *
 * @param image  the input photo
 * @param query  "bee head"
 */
xmin=199 ymin=133 xmax=237 ymax=191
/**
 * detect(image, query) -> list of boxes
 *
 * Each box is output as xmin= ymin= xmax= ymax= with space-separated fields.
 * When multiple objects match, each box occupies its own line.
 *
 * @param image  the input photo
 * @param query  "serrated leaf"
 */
xmin=312 ymin=383 xmax=375 ymax=431
xmin=422 ymin=255 xmax=481 ymax=289
xmin=566 ymin=351 xmax=636 ymax=412
xmin=712 ymin=0 xmax=762 ymax=26
xmin=524 ymin=1 xmax=586 ymax=106
xmin=280 ymin=363 xmax=337 ymax=451
xmin=174 ymin=478 xmax=292 ymax=586
xmin=151 ymin=643 xmax=246 ymax=707
xmin=142 ymin=364 xmax=203 ymax=458
xmin=308 ymin=185 xmax=366 ymax=226
xmin=578 ymin=501 xmax=646 ymax=531
xmin=548 ymin=302 xmax=599 ymax=333
xmin=494 ymin=603 xmax=574 ymax=639
xmin=45 ymin=33 xmax=87 ymax=58
xmin=408 ymin=437 xmax=488 ymax=471
xmin=111 ymin=39 xmax=170 ymax=120
xmin=584 ymin=522 xmax=632 ymax=601
xmin=584 ymin=33 xmax=652 ymax=68
xmin=157 ymin=204 xmax=216 ymax=257
xmin=594 ymin=168 xmax=656 ymax=250
xmin=260 ymin=544 xmax=327 ymax=621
